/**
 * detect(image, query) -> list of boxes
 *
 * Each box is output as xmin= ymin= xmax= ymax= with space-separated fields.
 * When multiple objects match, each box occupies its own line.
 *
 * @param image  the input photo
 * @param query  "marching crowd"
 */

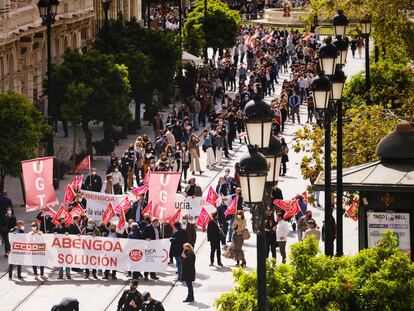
xmin=0 ymin=22 xmax=329 ymax=311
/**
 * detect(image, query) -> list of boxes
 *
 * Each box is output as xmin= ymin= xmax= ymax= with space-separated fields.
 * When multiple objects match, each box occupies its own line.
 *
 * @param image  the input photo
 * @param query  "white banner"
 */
xmin=8 ymin=233 xmax=170 ymax=272
xmin=82 ymin=190 xmax=135 ymax=222
xmin=175 ymin=194 xmax=216 ymax=221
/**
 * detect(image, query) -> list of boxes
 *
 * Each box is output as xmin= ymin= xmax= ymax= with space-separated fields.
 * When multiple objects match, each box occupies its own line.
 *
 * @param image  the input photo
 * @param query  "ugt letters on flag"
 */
xmin=22 ymin=157 xmax=58 ymax=212
xmin=148 ymin=172 xmax=181 ymax=221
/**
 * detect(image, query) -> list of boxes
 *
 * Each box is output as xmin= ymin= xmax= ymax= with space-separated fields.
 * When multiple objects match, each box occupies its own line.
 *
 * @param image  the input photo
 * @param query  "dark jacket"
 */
xmin=181 ymin=249 xmax=196 ymax=282
xmin=36 ymin=213 xmax=55 ymax=233
xmin=53 ymin=225 xmax=70 ymax=234
xmin=170 ymin=228 xmax=187 ymax=257
xmin=265 ymin=218 xmax=277 ymax=246
xmin=207 ymin=219 xmax=221 ymax=244
xmin=0 ymin=214 xmax=16 ymax=234
xmin=141 ymin=300 xmax=165 ymax=311
xmin=117 ymin=289 xmax=143 ymax=311
xmin=83 ymin=174 xmax=102 ymax=192
xmin=51 ymin=297 xmax=79 ymax=311
xmin=69 ymin=223 xmax=82 ymax=235
xmin=143 ymin=224 xmax=160 ymax=240
xmin=217 ymin=204 xmax=227 ymax=225
xmin=184 ymin=222 xmax=197 ymax=247
xmin=184 ymin=185 xmax=203 ymax=197
xmin=128 ymin=228 xmax=143 ymax=240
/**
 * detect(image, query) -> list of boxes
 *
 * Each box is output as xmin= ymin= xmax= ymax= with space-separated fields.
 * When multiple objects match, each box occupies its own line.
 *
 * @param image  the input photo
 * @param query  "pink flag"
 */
xmin=102 ymin=203 xmax=116 ymax=224
xmin=196 ymin=207 xmax=212 ymax=232
xmin=22 ymin=156 xmax=58 ymax=212
xmin=52 ymin=204 xmax=72 ymax=226
xmin=283 ymin=199 xmax=301 ymax=220
xmin=224 ymin=196 xmax=238 ymax=216
xmin=168 ymin=208 xmax=182 ymax=227
xmin=143 ymin=170 xmax=151 ymax=184
xmin=75 ymin=155 xmax=91 ymax=173
xmin=114 ymin=196 xmax=130 ymax=213
xmin=131 ymin=184 xmax=149 ymax=197
xmin=117 ymin=210 xmax=126 ymax=231
xmin=206 ymin=186 xmax=220 ymax=208
xmin=70 ymin=204 xmax=85 ymax=218
xmin=70 ymin=175 xmax=83 ymax=192
xmin=148 ymin=172 xmax=181 ymax=221
xmin=63 ymin=185 xmax=76 ymax=204
xmin=141 ymin=201 xmax=153 ymax=218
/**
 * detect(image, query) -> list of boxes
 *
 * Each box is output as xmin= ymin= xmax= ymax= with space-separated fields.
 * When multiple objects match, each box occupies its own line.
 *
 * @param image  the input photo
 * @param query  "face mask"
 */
xmin=114 ymin=169 xmax=118 ymax=172
xmin=87 ymin=224 xmax=94 ymax=229
xmin=150 ymin=164 xmax=155 ymax=168
xmin=7 ymin=211 xmax=12 ymax=216
xmin=110 ymin=229 xmax=116 ymax=233
xmin=21 ymin=226 xmax=25 ymax=231
xmin=44 ymin=212 xmax=50 ymax=217
xmin=31 ymin=226 xmax=37 ymax=231
xmin=237 ymin=215 xmax=242 ymax=219
xmin=182 ymin=220 xmax=187 ymax=225
xmin=92 ymin=172 xmax=96 ymax=175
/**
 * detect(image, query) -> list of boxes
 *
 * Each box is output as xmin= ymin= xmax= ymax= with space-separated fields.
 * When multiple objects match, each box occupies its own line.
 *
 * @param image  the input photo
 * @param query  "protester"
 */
xmin=103 ymin=224 xmax=121 ymax=280
xmin=53 ymin=217 xmax=71 ymax=280
xmin=1 ymin=206 xmax=16 ymax=257
xmin=297 ymin=210 xmax=314 ymax=241
xmin=30 ymin=222 xmax=45 ymax=277
xmin=51 ymin=297 xmax=79 ymax=311
xmin=36 ymin=207 xmax=55 ymax=233
xmin=184 ymin=178 xmax=203 ymax=198
xmin=207 ymin=211 xmax=223 ymax=267
xmin=8 ymin=219 xmax=24 ymax=279
xmin=217 ymin=197 xmax=229 ymax=247
xmin=141 ymin=292 xmax=165 ymax=311
xmin=181 ymin=243 xmax=196 ymax=303
xmin=304 ymin=219 xmax=321 ymax=242
xmin=276 ymin=213 xmax=289 ymax=263
xmin=224 ymin=210 xmax=247 ymax=267
xmin=117 ymin=280 xmax=143 ymax=311
xmin=181 ymin=213 xmax=197 ymax=247
xmin=82 ymin=219 xmax=101 ymax=279
xmin=83 ymin=168 xmax=103 ymax=192
xmin=143 ymin=218 xmax=161 ymax=280
xmin=170 ymin=221 xmax=187 ymax=280
xmin=265 ymin=210 xmax=277 ymax=258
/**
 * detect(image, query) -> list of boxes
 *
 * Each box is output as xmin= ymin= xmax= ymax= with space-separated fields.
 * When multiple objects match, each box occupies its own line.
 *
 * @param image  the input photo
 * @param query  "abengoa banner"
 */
xmin=8 ymin=233 xmax=170 ymax=272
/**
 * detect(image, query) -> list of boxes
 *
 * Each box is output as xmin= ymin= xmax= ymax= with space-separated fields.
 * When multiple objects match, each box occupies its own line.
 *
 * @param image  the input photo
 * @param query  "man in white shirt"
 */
xmin=276 ymin=213 xmax=289 ymax=263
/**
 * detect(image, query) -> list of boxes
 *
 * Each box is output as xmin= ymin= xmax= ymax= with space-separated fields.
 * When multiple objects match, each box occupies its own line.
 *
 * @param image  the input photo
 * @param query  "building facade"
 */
xmin=0 ymin=0 xmax=95 ymax=102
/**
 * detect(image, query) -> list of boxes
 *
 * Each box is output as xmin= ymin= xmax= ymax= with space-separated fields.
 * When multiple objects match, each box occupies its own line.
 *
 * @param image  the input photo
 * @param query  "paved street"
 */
xmin=0 ymin=48 xmax=366 ymax=310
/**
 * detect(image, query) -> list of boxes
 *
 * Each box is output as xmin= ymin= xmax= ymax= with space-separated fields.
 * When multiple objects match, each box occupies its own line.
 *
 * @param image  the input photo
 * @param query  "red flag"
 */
xmin=347 ymin=202 xmax=358 ymax=221
xmin=168 ymin=208 xmax=182 ymax=227
xmin=63 ymin=185 xmax=76 ymax=204
xmin=102 ymin=203 xmax=115 ymax=224
xmin=40 ymin=207 xmax=56 ymax=218
xmin=224 ymin=196 xmax=238 ymax=216
xmin=21 ymin=156 xmax=58 ymax=212
xmin=283 ymin=199 xmax=301 ymax=220
xmin=70 ymin=204 xmax=85 ymax=218
xmin=148 ymin=172 xmax=181 ymax=221
xmin=52 ymin=204 xmax=72 ymax=226
xmin=196 ymin=207 xmax=212 ymax=232
xmin=273 ymin=199 xmax=293 ymax=212
xmin=114 ymin=196 xmax=130 ymax=213
xmin=143 ymin=170 xmax=151 ymax=184
xmin=70 ymin=175 xmax=83 ymax=192
xmin=75 ymin=155 xmax=91 ymax=173
xmin=131 ymin=184 xmax=149 ymax=197
xmin=117 ymin=210 xmax=126 ymax=231
xmin=141 ymin=201 xmax=153 ymax=218
xmin=302 ymin=191 xmax=308 ymax=206
xmin=206 ymin=186 xmax=220 ymax=208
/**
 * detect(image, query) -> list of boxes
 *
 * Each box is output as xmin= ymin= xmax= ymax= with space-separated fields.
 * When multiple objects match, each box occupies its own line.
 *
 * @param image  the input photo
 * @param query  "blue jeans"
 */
xmin=191 ymin=112 xmax=199 ymax=130
xmin=175 ymin=256 xmax=182 ymax=279
xmin=186 ymin=280 xmax=194 ymax=300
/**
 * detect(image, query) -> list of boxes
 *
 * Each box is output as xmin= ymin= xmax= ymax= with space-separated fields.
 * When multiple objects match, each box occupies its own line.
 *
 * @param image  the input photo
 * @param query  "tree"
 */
xmin=94 ymin=17 xmax=180 ymax=123
xmin=292 ymin=105 xmax=399 ymax=184
xmin=48 ymin=50 xmax=131 ymax=155
xmin=216 ymin=232 xmax=414 ymax=311
xmin=0 ymin=92 xmax=50 ymax=193
xmin=183 ymin=0 xmax=241 ymax=56
xmin=305 ymin=0 xmax=414 ymax=62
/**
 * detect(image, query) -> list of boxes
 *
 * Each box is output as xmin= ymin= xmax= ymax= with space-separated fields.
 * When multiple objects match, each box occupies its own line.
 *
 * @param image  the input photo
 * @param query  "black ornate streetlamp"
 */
xmin=238 ymin=92 xmax=275 ymax=311
xmin=360 ymin=18 xmax=371 ymax=104
xmin=37 ymin=0 xmax=60 ymax=156
xmin=102 ymin=0 xmax=111 ymax=50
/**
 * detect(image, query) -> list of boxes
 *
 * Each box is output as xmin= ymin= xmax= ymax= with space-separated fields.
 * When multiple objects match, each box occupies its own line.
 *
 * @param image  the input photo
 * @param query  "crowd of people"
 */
xmin=0 ymin=19 xmax=332 ymax=310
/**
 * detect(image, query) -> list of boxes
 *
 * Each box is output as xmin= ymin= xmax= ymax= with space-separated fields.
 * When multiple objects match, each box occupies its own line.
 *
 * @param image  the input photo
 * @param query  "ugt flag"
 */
xmin=148 ymin=172 xmax=181 ymax=221
xmin=75 ymin=155 xmax=91 ymax=173
xmin=21 ymin=157 xmax=58 ymax=212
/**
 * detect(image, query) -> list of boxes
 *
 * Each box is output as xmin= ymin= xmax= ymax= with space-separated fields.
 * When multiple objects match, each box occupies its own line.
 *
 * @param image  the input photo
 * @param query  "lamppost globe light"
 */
xmin=318 ymin=41 xmax=339 ymax=76
xmin=102 ymin=0 xmax=111 ymax=11
xmin=50 ymin=0 xmax=59 ymax=16
xmin=332 ymin=10 xmax=348 ymax=38
xmin=311 ymin=73 xmax=332 ymax=110
xmin=37 ymin=0 xmax=48 ymax=18
xmin=238 ymin=148 xmax=268 ymax=204
xmin=260 ymin=135 xmax=283 ymax=183
xmin=333 ymin=36 xmax=349 ymax=66
xmin=361 ymin=19 xmax=371 ymax=36
xmin=243 ymin=96 xmax=273 ymax=149
xmin=331 ymin=66 xmax=347 ymax=101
